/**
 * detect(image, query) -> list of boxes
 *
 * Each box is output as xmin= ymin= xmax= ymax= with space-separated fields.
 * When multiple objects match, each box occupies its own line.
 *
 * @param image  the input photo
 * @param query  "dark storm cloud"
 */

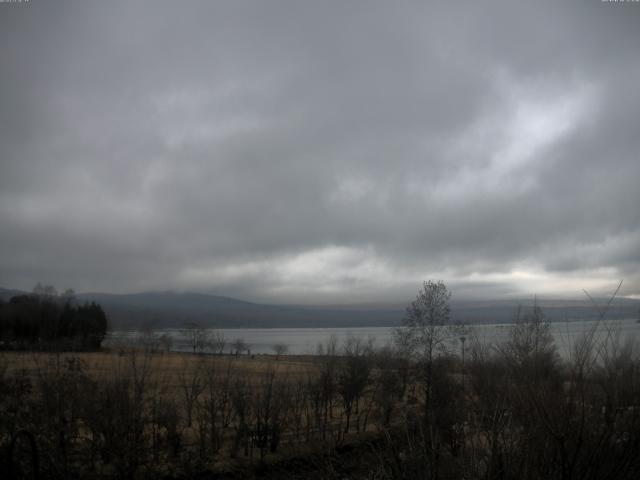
xmin=1 ymin=0 xmax=639 ymax=302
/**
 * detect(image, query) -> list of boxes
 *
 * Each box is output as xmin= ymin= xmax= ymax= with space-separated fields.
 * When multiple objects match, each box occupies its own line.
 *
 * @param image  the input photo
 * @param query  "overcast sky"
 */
xmin=1 ymin=1 xmax=639 ymax=304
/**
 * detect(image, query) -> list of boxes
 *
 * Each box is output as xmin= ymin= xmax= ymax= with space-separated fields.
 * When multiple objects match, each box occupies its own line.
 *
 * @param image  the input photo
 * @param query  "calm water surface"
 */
xmin=106 ymin=318 xmax=640 ymax=357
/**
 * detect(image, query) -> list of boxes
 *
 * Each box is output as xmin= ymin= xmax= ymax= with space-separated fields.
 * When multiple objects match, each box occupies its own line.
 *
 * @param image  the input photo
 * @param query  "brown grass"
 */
xmin=1 ymin=350 xmax=319 ymax=385
xmin=4 ymin=347 xmax=374 ymax=400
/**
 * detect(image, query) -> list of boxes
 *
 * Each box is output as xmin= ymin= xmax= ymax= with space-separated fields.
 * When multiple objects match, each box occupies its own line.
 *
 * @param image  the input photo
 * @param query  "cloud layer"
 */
xmin=1 ymin=1 xmax=639 ymax=303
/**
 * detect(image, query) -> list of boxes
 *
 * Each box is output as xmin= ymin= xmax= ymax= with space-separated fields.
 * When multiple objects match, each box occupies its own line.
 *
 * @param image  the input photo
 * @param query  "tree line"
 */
xmin=0 ymin=284 xmax=108 ymax=351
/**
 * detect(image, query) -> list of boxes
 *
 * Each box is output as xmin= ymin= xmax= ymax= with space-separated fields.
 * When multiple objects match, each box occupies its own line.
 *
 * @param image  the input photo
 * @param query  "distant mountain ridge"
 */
xmin=1 ymin=287 xmax=639 ymax=329
xmin=77 ymin=291 xmax=403 ymax=329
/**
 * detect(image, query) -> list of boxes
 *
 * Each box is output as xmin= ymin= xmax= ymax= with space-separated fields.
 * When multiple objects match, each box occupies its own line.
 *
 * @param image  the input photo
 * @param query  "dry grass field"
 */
xmin=1 ymin=350 xmax=328 ymax=435
xmin=2 ymin=350 xmax=319 ymax=385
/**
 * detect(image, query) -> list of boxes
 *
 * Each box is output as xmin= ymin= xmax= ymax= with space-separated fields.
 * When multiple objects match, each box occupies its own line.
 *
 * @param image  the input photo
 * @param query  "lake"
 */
xmin=105 ymin=317 xmax=640 ymax=357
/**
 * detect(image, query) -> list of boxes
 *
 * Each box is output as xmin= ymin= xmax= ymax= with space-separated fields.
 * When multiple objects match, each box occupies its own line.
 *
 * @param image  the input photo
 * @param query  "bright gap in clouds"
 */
xmin=436 ymin=77 xmax=595 ymax=200
xmin=176 ymin=244 xmax=622 ymax=305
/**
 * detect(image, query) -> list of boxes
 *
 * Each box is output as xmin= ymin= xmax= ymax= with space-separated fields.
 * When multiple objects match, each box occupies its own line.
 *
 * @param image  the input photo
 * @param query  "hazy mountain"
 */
xmin=2 ymin=287 xmax=639 ymax=329
xmin=75 ymin=291 xmax=402 ymax=329
xmin=0 ymin=287 xmax=24 ymax=300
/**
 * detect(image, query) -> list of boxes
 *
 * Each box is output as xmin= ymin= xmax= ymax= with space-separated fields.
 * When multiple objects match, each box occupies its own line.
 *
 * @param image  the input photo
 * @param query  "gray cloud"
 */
xmin=1 ymin=0 xmax=639 ymax=303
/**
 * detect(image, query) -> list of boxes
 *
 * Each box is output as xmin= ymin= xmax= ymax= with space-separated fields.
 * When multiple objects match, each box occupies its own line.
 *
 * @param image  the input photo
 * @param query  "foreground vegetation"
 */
xmin=2 ymin=281 xmax=640 ymax=479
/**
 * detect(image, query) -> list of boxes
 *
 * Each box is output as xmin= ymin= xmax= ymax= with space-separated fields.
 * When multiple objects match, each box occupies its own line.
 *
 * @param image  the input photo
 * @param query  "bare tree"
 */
xmin=232 ymin=338 xmax=248 ymax=357
xmin=178 ymin=359 xmax=206 ymax=428
xmin=61 ymin=288 xmax=76 ymax=304
xmin=183 ymin=322 xmax=209 ymax=354
xmin=394 ymin=280 xmax=453 ymax=361
xmin=195 ymin=358 xmax=235 ymax=458
xmin=314 ymin=335 xmax=339 ymax=440
xmin=251 ymin=369 xmax=290 ymax=458
xmin=338 ymin=335 xmax=372 ymax=433
xmin=32 ymin=282 xmax=58 ymax=299
xmin=393 ymin=280 xmax=456 ymax=478
xmin=272 ymin=343 xmax=288 ymax=360
xmin=158 ymin=333 xmax=173 ymax=353
xmin=372 ymin=346 xmax=406 ymax=428
xmin=394 ymin=281 xmax=456 ymax=410
xmin=230 ymin=377 xmax=252 ymax=458
xmin=137 ymin=327 xmax=161 ymax=354
xmin=501 ymin=302 xmax=558 ymax=382
xmin=210 ymin=330 xmax=226 ymax=355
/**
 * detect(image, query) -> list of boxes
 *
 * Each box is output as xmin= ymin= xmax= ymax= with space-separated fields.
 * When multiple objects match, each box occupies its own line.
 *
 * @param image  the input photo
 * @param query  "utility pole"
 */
xmin=460 ymin=336 xmax=466 ymax=418
xmin=460 ymin=336 xmax=466 ymax=385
